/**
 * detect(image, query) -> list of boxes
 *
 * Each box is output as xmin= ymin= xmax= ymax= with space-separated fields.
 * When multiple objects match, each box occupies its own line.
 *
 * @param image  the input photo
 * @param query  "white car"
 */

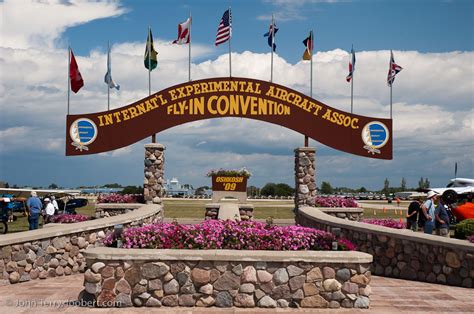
xmin=429 ymin=178 xmax=474 ymax=204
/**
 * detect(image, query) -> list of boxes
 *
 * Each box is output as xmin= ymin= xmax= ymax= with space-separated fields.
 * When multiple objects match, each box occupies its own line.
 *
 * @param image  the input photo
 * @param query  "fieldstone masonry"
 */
xmin=144 ymin=143 xmax=165 ymax=204
xmin=297 ymin=207 xmax=474 ymax=288
xmin=81 ymin=253 xmax=372 ymax=309
xmin=294 ymin=147 xmax=317 ymax=209
xmin=0 ymin=204 xmax=163 ymax=285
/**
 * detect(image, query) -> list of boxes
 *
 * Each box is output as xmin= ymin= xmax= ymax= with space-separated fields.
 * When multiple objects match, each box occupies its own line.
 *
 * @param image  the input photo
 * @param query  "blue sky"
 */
xmin=0 ymin=0 xmax=473 ymax=190
xmin=65 ymin=0 xmax=473 ymax=61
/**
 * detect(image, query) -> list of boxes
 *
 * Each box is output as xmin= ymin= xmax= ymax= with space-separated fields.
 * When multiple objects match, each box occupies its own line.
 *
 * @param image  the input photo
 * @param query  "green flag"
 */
xmin=144 ymin=28 xmax=158 ymax=71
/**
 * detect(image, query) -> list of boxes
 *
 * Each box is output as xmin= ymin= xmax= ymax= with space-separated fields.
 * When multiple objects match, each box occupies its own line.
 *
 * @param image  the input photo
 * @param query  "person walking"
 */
xmin=26 ymin=191 xmax=42 ymax=230
xmin=421 ymin=191 xmax=438 ymax=234
xmin=51 ymin=196 xmax=59 ymax=215
xmin=406 ymin=197 xmax=421 ymax=231
xmin=43 ymin=198 xmax=55 ymax=224
xmin=435 ymin=197 xmax=450 ymax=237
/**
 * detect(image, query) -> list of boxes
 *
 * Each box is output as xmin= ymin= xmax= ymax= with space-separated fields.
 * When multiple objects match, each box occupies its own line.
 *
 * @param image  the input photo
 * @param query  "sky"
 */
xmin=0 ymin=0 xmax=473 ymax=190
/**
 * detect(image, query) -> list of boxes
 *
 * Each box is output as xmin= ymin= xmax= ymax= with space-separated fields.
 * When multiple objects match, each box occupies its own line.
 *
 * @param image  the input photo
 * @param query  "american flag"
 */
xmin=346 ymin=46 xmax=356 ymax=83
xmin=215 ymin=9 xmax=232 ymax=46
xmin=387 ymin=50 xmax=403 ymax=86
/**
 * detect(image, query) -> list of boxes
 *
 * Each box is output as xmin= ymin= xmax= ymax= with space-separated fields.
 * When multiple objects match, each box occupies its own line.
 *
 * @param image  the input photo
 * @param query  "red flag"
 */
xmin=173 ymin=17 xmax=191 ymax=45
xmin=69 ymin=49 xmax=84 ymax=93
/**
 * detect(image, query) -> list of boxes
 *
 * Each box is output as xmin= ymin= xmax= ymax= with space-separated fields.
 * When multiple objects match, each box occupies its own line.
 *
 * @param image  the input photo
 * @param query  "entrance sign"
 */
xmin=212 ymin=176 xmax=248 ymax=193
xmin=66 ymin=77 xmax=392 ymax=159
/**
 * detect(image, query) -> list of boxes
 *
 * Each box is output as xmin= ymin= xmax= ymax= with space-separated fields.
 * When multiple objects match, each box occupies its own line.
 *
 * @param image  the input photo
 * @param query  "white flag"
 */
xmin=104 ymin=46 xmax=120 ymax=90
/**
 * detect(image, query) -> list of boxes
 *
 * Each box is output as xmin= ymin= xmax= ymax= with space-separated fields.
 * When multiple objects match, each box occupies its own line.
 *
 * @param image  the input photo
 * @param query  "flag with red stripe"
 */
xmin=173 ymin=17 xmax=191 ymax=45
xmin=387 ymin=50 xmax=403 ymax=86
xmin=346 ymin=46 xmax=355 ymax=82
xmin=215 ymin=9 xmax=232 ymax=46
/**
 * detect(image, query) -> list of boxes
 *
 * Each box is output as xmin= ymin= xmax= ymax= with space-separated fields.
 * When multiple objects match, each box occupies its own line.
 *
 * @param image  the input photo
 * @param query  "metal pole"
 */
xmin=229 ymin=7 xmax=232 ymax=77
xmin=107 ymin=41 xmax=110 ymax=111
xmin=270 ymin=14 xmax=274 ymax=82
xmin=148 ymin=27 xmax=151 ymax=97
xmin=148 ymin=26 xmax=156 ymax=143
xmin=390 ymin=84 xmax=393 ymax=119
xmin=67 ymin=46 xmax=70 ymax=115
xmin=310 ymin=30 xmax=313 ymax=100
xmin=351 ymin=75 xmax=353 ymax=114
xmin=189 ymin=12 xmax=192 ymax=82
xmin=305 ymin=30 xmax=313 ymax=147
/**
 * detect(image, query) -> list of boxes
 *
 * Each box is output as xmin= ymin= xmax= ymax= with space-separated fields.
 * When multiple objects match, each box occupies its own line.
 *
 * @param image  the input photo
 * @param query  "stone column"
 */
xmin=294 ymin=147 xmax=317 ymax=210
xmin=144 ymin=143 xmax=165 ymax=204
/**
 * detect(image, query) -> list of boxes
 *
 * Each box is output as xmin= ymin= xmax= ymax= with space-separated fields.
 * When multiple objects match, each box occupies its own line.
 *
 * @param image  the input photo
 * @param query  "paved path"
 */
xmin=0 ymin=274 xmax=472 ymax=313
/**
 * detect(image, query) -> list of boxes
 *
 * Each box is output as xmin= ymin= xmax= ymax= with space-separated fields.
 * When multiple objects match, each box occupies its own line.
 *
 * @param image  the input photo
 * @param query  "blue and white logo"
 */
xmin=361 ymin=121 xmax=389 ymax=155
xmin=70 ymin=118 xmax=98 ymax=151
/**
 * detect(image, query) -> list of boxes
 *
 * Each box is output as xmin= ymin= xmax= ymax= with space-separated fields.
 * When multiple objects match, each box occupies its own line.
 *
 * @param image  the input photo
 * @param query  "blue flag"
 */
xmin=264 ymin=21 xmax=278 ymax=52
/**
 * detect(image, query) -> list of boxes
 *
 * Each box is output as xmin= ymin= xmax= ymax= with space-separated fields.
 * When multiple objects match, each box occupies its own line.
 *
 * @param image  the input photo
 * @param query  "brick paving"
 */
xmin=0 ymin=274 xmax=472 ymax=313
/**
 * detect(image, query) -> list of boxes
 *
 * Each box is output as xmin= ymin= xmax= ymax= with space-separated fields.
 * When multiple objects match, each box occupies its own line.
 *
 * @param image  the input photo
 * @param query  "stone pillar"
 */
xmin=144 ymin=143 xmax=165 ymax=204
xmin=294 ymin=147 xmax=317 ymax=210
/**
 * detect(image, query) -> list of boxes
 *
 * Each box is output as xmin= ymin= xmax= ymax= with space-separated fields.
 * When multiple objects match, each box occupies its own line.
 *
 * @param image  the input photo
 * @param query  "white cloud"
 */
xmin=0 ymin=1 xmax=472 ymax=188
xmin=0 ymin=0 xmax=126 ymax=49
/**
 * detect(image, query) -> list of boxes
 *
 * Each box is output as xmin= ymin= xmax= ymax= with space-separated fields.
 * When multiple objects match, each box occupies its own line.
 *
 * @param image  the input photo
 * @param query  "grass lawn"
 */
xmin=362 ymin=207 xmax=406 ymax=220
xmin=4 ymin=198 xmax=409 ymax=233
xmin=162 ymin=199 xmax=295 ymax=220
xmin=5 ymin=202 xmax=96 ymax=234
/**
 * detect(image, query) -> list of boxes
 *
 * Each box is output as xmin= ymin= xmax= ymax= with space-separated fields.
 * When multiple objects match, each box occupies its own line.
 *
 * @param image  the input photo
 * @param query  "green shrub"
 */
xmin=454 ymin=219 xmax=474 ymax=239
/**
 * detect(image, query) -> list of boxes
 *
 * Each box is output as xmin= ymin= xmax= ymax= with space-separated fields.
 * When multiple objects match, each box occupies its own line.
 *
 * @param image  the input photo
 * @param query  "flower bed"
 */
xmin=97 ymin=193 xmax=144 ymax=204
xmin=314 ymin=196 xmax=358 ymax=208
xmin=467 ymin=235 xmax=474 ymax=243
xmin=49 ymin=214 xmax=90 ymax=224
xmin=361 ymin=218 xmax=405 ymax=229
xmin=206 ymin=167 xmax=252 ymax=178
xmin=104 ymin=220 xmax=355 ymax=251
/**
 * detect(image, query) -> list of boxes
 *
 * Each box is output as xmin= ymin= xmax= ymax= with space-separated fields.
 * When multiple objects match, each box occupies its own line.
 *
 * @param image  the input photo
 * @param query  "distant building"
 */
xmin=164 ymin=178 xmax=195 ymax=196
xmin=81 ymin=188 xmax=122 ymax=194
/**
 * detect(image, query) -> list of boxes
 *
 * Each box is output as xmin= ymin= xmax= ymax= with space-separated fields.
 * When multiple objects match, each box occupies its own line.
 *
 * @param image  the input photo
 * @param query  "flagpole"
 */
xmin=229 ymin=7 xmax=232 ymax=77
xmin=107 ymin=41 xmax=110 ymax=111
xmin=305 ymin=30 xmax=313 ymax=147
xmin=189 ymin=12 xmax=192 ymax=82
xmin=270 ymin=14 xmax=274 ymax=83
xmin=148 ymin=26 xmax=156 ymax=143
xmin=350 ymin=45 xmax=353 ymax=114
xmin=67 ymin=47 xmax=70 ymax=115
xmin=390 ymin=82 xmax=393 ymax=119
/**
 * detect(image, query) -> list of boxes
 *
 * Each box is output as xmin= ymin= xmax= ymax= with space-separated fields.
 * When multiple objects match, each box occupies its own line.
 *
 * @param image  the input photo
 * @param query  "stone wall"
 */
xmin=294 ymin=147 xmax=317 ymax=209
xmin=320 ymin=208 xmax=364 ymax=222
xmin=82 ymin=248 xmax=372 ymax=309
xmin=205 ymin=204 xmax=254 ymax=221
xmin=296 ymin=206 xmax=474 ymax=288
xmin=144 ymin=143 xmax=165 ymax=204
xmin=0 ymin=204 xmax=163 ymax=285
xmin=95 ymin=203 xmax=143 ymax=218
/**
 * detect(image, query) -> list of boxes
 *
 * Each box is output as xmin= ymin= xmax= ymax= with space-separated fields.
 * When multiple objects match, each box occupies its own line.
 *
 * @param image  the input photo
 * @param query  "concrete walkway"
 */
xmin=0 ymin=274 xmax=472 ymax=313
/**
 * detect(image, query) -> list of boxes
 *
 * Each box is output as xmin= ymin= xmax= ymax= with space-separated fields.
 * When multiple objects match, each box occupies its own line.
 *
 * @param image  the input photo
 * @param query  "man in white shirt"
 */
xmin=51 ymin=196 xmax=59 ymax=214
xmin=44 ymin=198 xmax=55 ymax=224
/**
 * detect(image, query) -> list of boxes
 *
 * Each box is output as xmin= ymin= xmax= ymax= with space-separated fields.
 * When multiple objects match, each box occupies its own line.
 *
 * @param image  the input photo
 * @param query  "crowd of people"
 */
xmin=26 ymin=191 xmax=59 ymax=230
xmin=406 ymin=191 xmax=451 ymax=237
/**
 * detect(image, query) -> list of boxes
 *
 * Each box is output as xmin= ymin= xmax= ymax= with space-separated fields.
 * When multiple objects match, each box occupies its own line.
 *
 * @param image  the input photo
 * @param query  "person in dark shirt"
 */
xmin=435 ymin=197 xmax=450 ymax=237
xmin=406 ymin=198 xmax=421 ymax=231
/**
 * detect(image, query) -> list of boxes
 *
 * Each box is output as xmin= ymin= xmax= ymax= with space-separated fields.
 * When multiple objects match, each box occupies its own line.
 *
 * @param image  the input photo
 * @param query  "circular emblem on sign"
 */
xmin=361 ymin=121 xmax=389 ymax=154
xmin=69 ymin=118 xmax=97 ymax=151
